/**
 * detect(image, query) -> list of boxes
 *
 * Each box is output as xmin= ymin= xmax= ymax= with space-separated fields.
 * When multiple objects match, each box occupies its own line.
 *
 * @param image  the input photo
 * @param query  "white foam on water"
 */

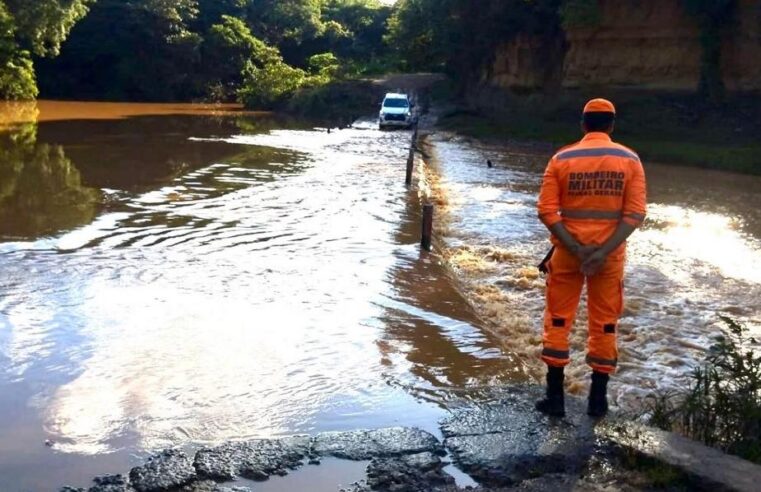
xmin=427 ymin=133 xmax=761 ymax=411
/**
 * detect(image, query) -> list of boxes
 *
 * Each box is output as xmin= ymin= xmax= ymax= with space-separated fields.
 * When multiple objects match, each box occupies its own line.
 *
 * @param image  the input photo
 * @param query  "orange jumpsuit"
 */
xmin=537 ymin=132 xmax=647 ymax=374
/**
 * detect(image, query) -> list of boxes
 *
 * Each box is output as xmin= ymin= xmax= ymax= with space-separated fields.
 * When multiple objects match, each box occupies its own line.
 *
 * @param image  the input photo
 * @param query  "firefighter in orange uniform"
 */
xmin=535 ymin=98 xmax=647 ymax=418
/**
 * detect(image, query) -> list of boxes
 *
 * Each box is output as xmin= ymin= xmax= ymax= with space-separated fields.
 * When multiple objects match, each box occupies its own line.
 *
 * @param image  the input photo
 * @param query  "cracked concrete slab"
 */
xmin=603 ymin=422 xmax=761 ymax=492
xmin=193 ymin=436 xmax=311 ymax=481
xmin=129 ymin=449 xmax=197 ymax=492
xmin=312 ymin=427 xmax=443 ymax=460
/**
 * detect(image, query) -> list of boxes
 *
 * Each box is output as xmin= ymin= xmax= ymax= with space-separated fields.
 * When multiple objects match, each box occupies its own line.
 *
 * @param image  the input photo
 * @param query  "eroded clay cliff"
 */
xmin=487 ymin=0 xmax=761 ymax=92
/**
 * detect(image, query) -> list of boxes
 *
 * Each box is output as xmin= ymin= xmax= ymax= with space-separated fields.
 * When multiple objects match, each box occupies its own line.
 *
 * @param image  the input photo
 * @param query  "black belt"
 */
xmin=538 ymin=246 xmax=555 ymax=274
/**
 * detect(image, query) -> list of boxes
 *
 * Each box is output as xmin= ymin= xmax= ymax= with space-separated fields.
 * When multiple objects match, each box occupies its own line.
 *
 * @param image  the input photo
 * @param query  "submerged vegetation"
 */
xmin=644 ymin=317 xmax=761 ymax=464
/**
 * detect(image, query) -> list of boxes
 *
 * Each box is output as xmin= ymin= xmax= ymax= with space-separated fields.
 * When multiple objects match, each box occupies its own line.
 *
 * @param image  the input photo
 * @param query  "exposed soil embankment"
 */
xmin=488 ymin=0 xmax=761 ymax=92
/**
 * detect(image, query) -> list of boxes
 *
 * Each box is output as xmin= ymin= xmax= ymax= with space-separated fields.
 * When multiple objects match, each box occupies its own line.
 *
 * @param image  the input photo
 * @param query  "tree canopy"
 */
xmin=0 ymin=0 xmax=95 ymax=99
xmin=31 ymin=0 xmax=392 ymax=103
xmin=0 ymin=0 xmax=747 ymax=104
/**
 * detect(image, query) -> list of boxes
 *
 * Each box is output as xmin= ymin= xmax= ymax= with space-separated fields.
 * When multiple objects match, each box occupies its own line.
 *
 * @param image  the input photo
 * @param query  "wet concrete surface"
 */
xmin=441 ymin=386 xmax=597 ymax=486
xmin=194 ymin=436 xmax=312 ymax=481
xmin=603 ymin=422 xmax=761 ymax=492
xmin=65 ymin=387 xmax=756 ymax=492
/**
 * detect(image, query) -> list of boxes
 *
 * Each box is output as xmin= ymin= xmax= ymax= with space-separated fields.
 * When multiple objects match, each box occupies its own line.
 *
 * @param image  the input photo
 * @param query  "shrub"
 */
xmin=238 ymin=60 xmax=309 ymax=109
xmin=307 ymin=52 xmax=341 ymax=78
xmin=644 ymin=317 xmax=761 ymax=463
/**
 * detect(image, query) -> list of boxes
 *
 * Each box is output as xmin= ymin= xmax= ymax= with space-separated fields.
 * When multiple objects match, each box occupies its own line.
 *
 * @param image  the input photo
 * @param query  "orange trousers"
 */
xmin=541 ymin=246 xmax=624 ymax=374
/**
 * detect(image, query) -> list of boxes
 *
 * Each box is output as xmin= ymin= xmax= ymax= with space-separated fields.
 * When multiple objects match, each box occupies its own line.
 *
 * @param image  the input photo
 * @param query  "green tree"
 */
xmin=387 ymin=0 xmax=564 ymax=90
xmin=4 ymin=0 xmax=94 ymax=57
xmin=246 ymin=0 xmax=326 ymax=45
xmin=238 ymin=58 xmax=309 ymax=109
xmin=36 ymin=0 xmax=202 ymax=101
xmin=308 ymin=52 xmax=340 ymax=78
xmin=0 ymin=0 xmax=94 ymax=99
xmin=23 ymin=0 xmax=395 ymax=102
xmin=193 ymin=0 xmax=248 ymax=31
xmin=201 ymin=15 xmax=281 ymax=100
xmin=0 ymin=3 xmax=37 ymax=99
xmin=385 ymin=0 xmax=451 ymax=71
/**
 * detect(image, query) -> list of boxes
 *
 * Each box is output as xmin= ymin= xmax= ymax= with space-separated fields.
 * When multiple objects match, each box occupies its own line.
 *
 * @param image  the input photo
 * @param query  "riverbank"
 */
xmin=435 ymin=86 xmax=761 ymax=175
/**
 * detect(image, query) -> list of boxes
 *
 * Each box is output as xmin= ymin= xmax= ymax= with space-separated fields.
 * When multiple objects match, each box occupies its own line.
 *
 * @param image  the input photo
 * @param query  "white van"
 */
xmin=378 ymin=93 xmax=413 ymax=129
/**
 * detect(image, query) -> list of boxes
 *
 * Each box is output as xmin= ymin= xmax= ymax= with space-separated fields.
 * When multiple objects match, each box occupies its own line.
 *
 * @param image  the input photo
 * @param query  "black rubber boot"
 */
xmin=535 ymin=366 xmax=565 ymax=417
xmin=587 ymin=371 xmax=610 ymax=418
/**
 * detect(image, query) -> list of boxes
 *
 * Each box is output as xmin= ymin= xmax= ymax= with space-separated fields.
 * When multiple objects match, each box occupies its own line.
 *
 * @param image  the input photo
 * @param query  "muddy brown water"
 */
xmin=0 ymin=102 xmax=512 ymax=491
xmin=2 ymin=101 xmax=759 ymax=491
xmin=428 ymin=133 xmax=761 ymax=409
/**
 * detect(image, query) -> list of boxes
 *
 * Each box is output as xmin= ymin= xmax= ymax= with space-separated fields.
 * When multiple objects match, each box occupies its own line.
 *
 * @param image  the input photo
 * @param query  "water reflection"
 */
xmin=0 ymin=107 xmax=517 ymax=491
xmin=376 ymin=198 xmax=527 ymax=406
xmin=0 ymin=124 xmax=101 ymax=239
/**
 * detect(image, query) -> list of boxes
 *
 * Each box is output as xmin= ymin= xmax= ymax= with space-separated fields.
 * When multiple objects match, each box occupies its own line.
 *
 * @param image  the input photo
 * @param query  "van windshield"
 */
xmin=384 ymin=98 xmax=408 ymax=108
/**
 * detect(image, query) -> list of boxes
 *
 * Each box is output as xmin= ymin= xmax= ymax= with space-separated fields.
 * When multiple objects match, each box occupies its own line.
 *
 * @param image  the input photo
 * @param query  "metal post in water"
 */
xmin=421 ymin=204 xmax=434 ymax=251
xmin=405 ymin=146 xmax=414 ymax=186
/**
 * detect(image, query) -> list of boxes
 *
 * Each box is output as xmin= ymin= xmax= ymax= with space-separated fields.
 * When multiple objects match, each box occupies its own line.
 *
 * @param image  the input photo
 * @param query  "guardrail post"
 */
xmin=405 ymin=146 xmax=414 ymax=186
xmin=421 ymin=204 xmax=434 ymax=251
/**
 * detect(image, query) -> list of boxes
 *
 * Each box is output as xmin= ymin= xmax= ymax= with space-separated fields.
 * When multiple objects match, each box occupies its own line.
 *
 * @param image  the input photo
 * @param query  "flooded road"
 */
xmin=0 ymin=102 xmax=519 ymax=491
xmin=2 ymin=100 xmax=759 ymax=490
xmin=427 ymin=133 xmax=761 ymax=410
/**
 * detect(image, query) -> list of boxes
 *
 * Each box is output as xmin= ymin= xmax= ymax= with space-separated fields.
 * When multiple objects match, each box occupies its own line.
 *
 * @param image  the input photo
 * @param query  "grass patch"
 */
xmin=617 ymin=450 xmax=694 ymax=491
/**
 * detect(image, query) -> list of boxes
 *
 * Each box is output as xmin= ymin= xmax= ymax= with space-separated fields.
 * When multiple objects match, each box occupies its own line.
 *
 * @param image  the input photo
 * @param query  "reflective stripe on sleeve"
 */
xmin=556 ymin=148 xmax=640 ymax=161
xmin=586 ymin=355 xmax=618 ymax=368
xmin=624 ymin=212 xmax=646 ymax=222
xmin=560 ymin=209 xmax=623 ymax=220
xmin=538 ymin=212 xmax=563 ymax=225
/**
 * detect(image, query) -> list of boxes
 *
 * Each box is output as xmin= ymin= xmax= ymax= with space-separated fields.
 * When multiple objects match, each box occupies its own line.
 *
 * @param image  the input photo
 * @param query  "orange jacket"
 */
xmin=538 ymin=132 xmax=647 ymax=256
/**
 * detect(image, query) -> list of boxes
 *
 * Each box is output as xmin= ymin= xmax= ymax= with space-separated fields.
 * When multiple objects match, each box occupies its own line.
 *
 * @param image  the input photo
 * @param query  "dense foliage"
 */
xmin=0 ymin=0 xmax=751 ymax=105
xmin=0 ymin=0 xmax=94 ymax=99
xmin=32 ymin=0 xmax=392 ymax=104
xmin=386 ymin=0 xmax=565 ymax=90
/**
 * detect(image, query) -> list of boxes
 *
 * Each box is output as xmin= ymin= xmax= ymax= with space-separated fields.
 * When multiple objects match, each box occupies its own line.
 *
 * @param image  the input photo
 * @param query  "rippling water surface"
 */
xmin=0 ymin=102 xmax=519 ymax=491
xmin=428 ymin=133 xmax=761 ymax=408
xmin=3 ymin=102 xmax=758 ymax=490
